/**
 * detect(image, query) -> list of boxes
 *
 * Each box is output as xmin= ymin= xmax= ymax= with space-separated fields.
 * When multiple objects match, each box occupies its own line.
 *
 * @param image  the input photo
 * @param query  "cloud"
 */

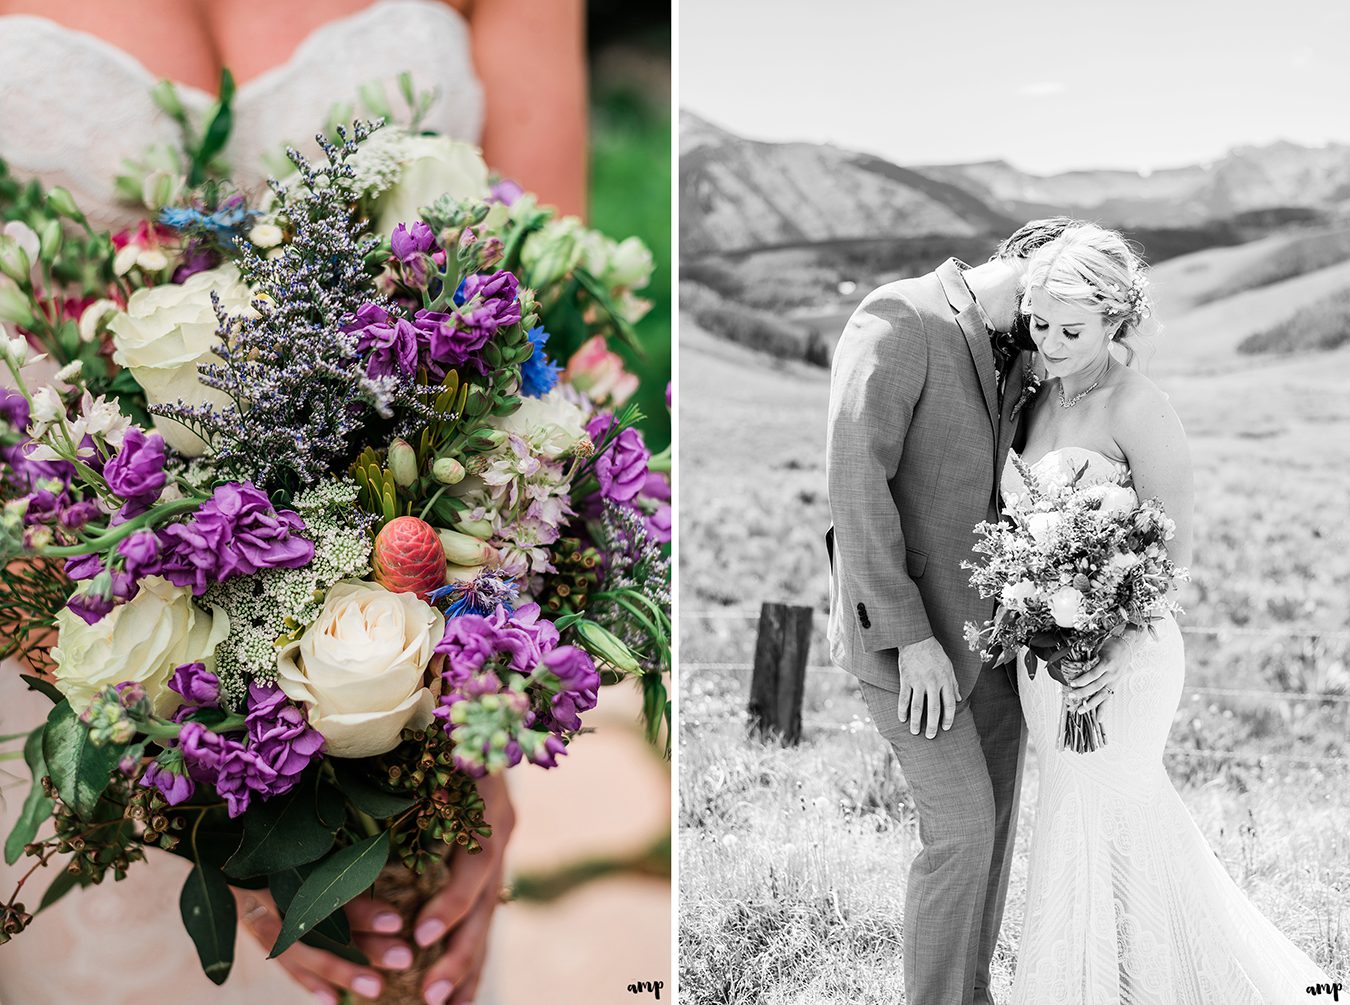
xmin=1019 ymin=81 xmax=1065 ymax=98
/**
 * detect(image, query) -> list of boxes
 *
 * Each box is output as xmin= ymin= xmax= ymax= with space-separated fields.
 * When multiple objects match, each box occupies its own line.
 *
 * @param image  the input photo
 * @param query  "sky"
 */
xmin=677 ymin=0 xmax=1350 ymax=175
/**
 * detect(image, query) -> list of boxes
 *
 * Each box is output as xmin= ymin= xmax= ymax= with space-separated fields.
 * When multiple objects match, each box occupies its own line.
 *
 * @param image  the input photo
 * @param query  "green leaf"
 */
xmin=223 ymin=777 xmax=335 ymax=880
xmin=38 ymin=863 xmax=83 ymax=913
xmin=269 ymin=864 xmax=356 ymax=947
xmin=5 ymin=727 xmax=52 ymax=864
xmin=42 ymin=701 xmax=116 ymax=820
xmin=330 ymin=762 xmax=416 ymax=819
xmin=181 ymin=862 xmax=236 ymax=985
xmin=19 ymin=674 xmax=64 ymax=704
xmin=269 ymin=832 xmax=390 ymax=958
xmin=315 ymin=780 xmax=348 ymax=831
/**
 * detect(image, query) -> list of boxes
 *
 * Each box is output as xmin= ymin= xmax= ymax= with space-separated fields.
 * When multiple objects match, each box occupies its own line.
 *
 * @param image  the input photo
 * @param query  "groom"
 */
xmin=825 ymin=219 xmax=1078 ymax=1005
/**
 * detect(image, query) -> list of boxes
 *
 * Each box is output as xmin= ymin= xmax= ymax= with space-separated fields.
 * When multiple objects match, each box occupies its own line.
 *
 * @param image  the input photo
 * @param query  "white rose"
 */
xmin=495 ymin=389 xmax=589 ymax=459
xmin=372 ymin=135 xmax=490 ymax=236
xmin=1048 ymin=586 xmax=1085 ymax=629
xmin=1106 ymin=551 xmax=1140 ymax=576
xmin=1000 ymin=579 xmax=1039 ymax=610
xmin=1081 ymin=482 xmax=1138 ymax=518
xmin=51 ymin=577 xmax=230 ymax=716
xmin=277 ymin=581 xmax=445 ymax=758
xmin=1025 ymin=512 xmax=1060 ymax=544
xmin=108 ymin=265 xmax=257 ymax=456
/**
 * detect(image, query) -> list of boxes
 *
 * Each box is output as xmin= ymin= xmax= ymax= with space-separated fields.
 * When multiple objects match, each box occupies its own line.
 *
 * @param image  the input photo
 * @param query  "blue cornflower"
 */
xmin=429 ymin=570 xmax=519 ymax=619
xmin=520 ymin=326 xmax=561 ymax=397
xmin=452 ymin=277 xmax=468 ymax=306
xmin=159 ymin=203 xmax=259 ymax=240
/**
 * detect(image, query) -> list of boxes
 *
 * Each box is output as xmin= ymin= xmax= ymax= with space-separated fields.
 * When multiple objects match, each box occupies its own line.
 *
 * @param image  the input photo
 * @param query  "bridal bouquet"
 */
xmin=962 ymin=454 xmax=1185 ymax=752
xmin=0 ymin=102 xmax=669 ymax=995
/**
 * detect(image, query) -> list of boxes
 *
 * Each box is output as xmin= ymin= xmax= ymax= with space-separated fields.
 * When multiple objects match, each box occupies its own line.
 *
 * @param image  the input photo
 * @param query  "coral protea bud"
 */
xmin=372 ymin=516 xmax=447 ymax=598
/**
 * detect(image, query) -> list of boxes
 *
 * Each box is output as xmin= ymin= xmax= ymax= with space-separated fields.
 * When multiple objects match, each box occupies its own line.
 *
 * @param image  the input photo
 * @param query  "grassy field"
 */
xmin=677 ymin=238 xmax=1350 ymax=1000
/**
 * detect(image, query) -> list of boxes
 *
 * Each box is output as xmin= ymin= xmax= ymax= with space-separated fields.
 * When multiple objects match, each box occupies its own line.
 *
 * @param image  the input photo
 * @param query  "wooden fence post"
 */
xmin=748 ymin=602 xmax=813 ymax=745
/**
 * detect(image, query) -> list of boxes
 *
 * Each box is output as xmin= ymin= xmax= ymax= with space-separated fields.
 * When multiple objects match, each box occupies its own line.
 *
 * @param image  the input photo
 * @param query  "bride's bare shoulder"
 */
xmin=1107 ymin=365 xmax=1179 ymax=421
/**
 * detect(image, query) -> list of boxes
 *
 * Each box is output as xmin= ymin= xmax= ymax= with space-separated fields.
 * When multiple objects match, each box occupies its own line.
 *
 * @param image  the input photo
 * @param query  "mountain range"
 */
xmin=680 ymin=111 xmax=1350 ymax=256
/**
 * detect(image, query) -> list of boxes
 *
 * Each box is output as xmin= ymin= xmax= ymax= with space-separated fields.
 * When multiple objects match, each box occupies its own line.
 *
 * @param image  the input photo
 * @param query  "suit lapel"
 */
xmin=995 ymin=351 xmax=1028 ymax=494
xmin=936 ymin=260 xmax=998 ymax=436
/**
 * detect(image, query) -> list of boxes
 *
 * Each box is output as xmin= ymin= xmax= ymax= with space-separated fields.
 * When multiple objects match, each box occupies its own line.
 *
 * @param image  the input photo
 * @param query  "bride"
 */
xmin=0 ymin=1 xmax=583 ymax=1002
xmin=1004 ymin=225 xmax=1332 ymax=1002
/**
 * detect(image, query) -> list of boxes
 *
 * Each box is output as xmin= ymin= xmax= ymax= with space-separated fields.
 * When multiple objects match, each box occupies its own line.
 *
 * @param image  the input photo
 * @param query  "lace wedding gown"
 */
xmin=1003 ymin=448 xmax=1331 ymax=1004
xmin=0 ymin=3 xmax=496 ymax=1001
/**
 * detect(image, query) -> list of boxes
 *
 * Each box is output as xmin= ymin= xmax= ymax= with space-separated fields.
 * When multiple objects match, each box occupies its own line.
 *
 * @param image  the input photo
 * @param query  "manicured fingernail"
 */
xmin=415 ymin=918 xmax=447 ymax=946
xmin=313 ymin=991 xmax=339 ymax=1005
xmin=425 ymin=979 xmax=454 ymax=1005
xmin=383 ymin=945 xmax=414 ymax=969
xmin=374 ymin=911 xmax=403 ymax=933
xmin=352 ymin=975 xmax=382 ymax=998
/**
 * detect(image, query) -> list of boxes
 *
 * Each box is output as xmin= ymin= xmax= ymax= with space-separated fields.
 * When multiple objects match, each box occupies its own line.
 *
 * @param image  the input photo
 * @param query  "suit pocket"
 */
xmin=906 ymin=548 xmax=927 ymax=579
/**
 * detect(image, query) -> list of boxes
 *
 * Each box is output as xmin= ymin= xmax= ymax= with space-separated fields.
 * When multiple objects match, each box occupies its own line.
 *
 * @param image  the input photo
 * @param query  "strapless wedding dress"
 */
xmin=0 ymin=4 xmax=495 ymax=1001
xmin=1003 ymin=448 xmax=1331 ymax=1003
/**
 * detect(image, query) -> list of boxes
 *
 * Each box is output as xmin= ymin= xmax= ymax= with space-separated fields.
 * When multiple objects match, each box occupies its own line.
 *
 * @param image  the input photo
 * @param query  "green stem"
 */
xmin=418 ymin=484 xmax=449 ymax=522
xmin=39 ymin=497 xmax=205 ymax=557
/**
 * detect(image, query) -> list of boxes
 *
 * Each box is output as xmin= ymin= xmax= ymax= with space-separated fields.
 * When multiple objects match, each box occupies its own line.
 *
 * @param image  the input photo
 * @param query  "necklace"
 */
xmin=1056 ymin=356 xmax=1112 ymax=409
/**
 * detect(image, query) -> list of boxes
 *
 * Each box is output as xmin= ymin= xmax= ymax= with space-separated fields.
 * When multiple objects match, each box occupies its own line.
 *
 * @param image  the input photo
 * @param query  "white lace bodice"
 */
xmin=0 ymin=0 xmax=484 ymax=231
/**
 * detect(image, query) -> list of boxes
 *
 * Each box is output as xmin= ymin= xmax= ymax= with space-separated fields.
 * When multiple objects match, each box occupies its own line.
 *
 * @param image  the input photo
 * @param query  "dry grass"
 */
xmin=677 ymin=251 xmax=1350 ymax=998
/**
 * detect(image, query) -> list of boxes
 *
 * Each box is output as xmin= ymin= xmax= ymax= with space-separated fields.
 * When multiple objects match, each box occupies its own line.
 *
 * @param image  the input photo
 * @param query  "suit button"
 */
xmin=856 ymin=603 xmax=871 ymax=629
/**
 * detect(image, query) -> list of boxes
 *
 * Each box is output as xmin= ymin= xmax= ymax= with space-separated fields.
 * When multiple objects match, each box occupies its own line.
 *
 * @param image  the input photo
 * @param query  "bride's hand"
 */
xmin=415 ymin=773 xmax=515 ymax=1005
xmin=1066 ymin=633 xmax=1136 ymax=713
xmin=233 ymin=885 xmax=415 ymax=1003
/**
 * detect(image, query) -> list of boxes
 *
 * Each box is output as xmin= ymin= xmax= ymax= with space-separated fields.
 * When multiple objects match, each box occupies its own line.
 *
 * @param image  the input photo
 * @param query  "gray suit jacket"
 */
xmin=826 ymin=259 xmax=1025 ymax=696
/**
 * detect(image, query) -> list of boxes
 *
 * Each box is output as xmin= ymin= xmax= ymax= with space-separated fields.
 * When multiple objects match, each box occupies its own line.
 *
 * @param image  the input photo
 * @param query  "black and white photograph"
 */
xmin=679 ymin=1 xmax=1350 ymax=1001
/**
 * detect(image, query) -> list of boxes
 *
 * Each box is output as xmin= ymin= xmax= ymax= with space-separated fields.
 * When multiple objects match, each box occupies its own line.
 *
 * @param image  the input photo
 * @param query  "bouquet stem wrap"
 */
xmin=1054 ymin=654 xmax=1108 ymax=753
xmin=356 ymin=860 xmax=452 ymax=1005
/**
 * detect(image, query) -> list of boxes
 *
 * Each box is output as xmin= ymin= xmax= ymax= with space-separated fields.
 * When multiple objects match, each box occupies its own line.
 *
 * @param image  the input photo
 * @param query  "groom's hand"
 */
xmin=896 ymin=636 xmax=961 ymax=739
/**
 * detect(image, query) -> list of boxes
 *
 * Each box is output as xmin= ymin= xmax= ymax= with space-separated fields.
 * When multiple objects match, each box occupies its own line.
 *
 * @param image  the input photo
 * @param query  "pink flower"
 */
xmin=565 ymin=336 xmax=638 ymax=406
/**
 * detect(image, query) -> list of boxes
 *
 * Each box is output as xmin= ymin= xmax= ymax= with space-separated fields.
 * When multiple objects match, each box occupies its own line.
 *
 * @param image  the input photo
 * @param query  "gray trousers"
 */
xmin=855 ymin=655 xmax=1025 ymax=1005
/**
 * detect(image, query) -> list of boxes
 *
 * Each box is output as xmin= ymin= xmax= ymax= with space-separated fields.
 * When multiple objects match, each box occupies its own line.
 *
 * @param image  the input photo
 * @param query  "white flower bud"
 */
xmin=112 ymin=244 xmax=140 ymax=276
xmin=249 ymin=223 xmax=284 ymax=249
xmin=54 ymin=360 xmax=84 ymax=385
xmin=431 ymin=456 xmax=465 ymax=485
xmin=136 ymin=248 xmax=169 ymax=273
xmin=78 ymin=299 xmax=119 ymax=343
xmin=438 ymin=529 xmax=491 ymax=567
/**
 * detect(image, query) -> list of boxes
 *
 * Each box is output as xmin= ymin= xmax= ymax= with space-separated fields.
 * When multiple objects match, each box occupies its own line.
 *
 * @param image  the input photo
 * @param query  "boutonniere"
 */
xmin=1010 ymin=355 xmax=1043 ymax=419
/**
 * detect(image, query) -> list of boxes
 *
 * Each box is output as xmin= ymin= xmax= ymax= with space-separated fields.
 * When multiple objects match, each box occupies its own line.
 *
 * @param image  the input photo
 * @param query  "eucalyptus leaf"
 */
xmin=5 ymin=726 xmax=51 ymax=864
xmin=19 ymin=674 xmax=64 ymax=704
xmin=38 ymin=863 xmax=84 ymax=913
xmin=42 ymin=701 xmax=116 ymax=820
xmin=269 ymin=832 xmax=390 ymax=958
xmin=268 ymin=865 xmax=352 ymax=944
xmin=180 ymin=862 xmax=236 ymax=985
xmin=224 ymin=777 xmax=335 ymax=880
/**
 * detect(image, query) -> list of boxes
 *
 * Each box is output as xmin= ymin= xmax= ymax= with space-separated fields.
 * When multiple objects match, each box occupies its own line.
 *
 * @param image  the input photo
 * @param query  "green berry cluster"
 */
xmin=381 ymin=728 xmax=491 ymax=874
xmin=536 ymin=536 xmax=602 ymax=616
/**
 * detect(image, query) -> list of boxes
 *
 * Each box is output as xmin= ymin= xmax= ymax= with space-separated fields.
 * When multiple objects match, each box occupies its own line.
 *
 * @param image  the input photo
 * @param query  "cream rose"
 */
xmin=51 ymin=576 xmax=230 ymax=716
xmin=1000 ymin=579 xmax=1039 ymax=610
xmin=371 ymin=135 xmax=490 ymax=237
xmin=1048 ymin=586 xmax=1086 ymax=629
xmin=1082 ymin=482 xmax=1138 ymax=518
xmin=108 ymin=265 xmax=257 ymax=456
xmin=277 ymin=581 xmax=445 ymax=758
xmin=1026 ymin=512 xmax=1061 ymax=544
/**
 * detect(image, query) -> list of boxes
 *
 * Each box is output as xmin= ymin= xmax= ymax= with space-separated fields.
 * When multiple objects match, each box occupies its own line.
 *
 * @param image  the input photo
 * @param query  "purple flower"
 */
xmin=533 ymin=646 xmax=599 ymax=732
xmin=65 ymin=553 xmax=104 ymax=581
xmin=66 ymin=569 xmax=138 ymax=625
xmin=640 ymin=472 xmax=672 ymax=544
xmin=117 ymin=529 xmax=162 ymax=580
xmin=59 ymin=499 xmax=101 ymax=531
xmin=158 ymin=482 xmax=314 ymax=595
xmin=487 ymin=603 xmax=559 ymax=672
xmin=489 ymin=179 xmax=524 ymax=206
xmin=140 ymin=758 xmax=195 ymax=805
xmin=244 ymin=682 xmax=323 ymax=793
xmin=586 ymin=415 xmax=650 ymax=503
xmin=0 ymin=389 xmax=29 ymax=429
xmin=390 ymin=221 xmax=437 ymax=262
xmin=171 ymin=244 xmax=220 ymax=284
xmin=179 ymin=721 xmax=231 ymax=780
xmin=460 ymin=270 xmax=521 ymax=338
xmin=213 ymin=745 xmax=276 ymax=817
xmin=342 ymin=303 xmax=420 ymax=379
xmin=436 ymin=614 xmax=501 ymax=681
xmin=103 ymin=428 xmax=167 ymax=517
xmin=169 ymin=662 xmax=220 ymax=707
